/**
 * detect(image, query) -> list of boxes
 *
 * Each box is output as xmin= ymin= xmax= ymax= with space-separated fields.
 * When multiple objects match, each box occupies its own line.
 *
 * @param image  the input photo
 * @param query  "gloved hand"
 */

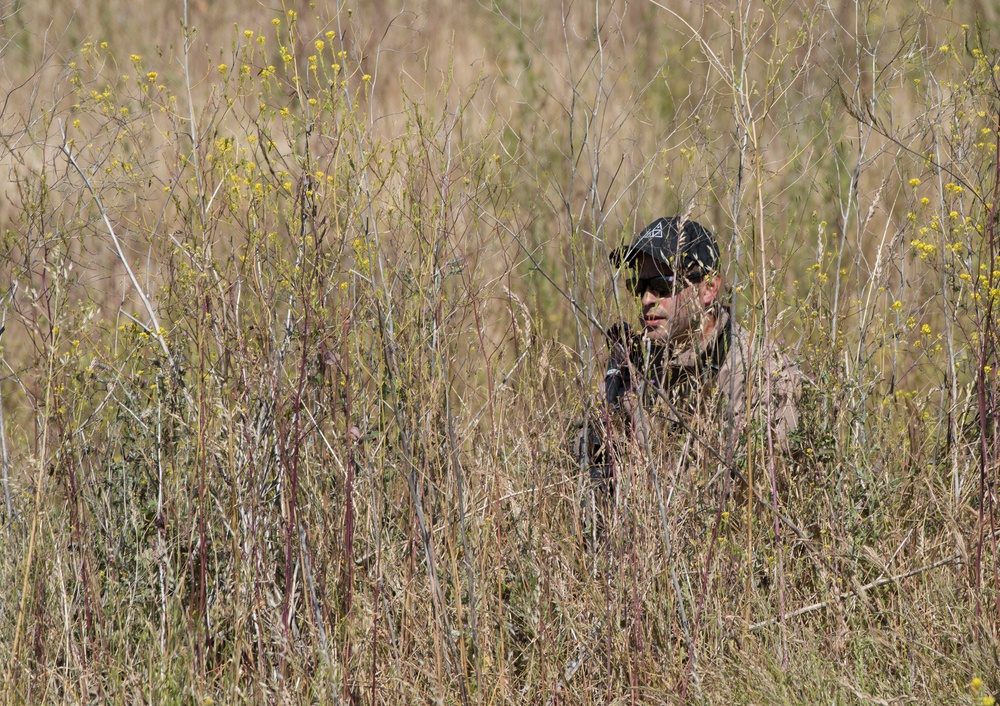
xmin=604 ymin=322 xmax=645 ymax=413
xmin=575 ymin=322 xmax=648 ymax=469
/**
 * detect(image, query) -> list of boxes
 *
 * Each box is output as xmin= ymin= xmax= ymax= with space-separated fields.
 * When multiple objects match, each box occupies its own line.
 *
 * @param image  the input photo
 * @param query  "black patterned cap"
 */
xmin=610 ymin=217 xmax=719 ymax=274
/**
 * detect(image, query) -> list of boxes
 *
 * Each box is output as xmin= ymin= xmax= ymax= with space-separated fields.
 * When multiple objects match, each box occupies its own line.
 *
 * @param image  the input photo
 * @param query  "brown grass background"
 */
xmin=1 ymin=0 xmax=999 ymax=703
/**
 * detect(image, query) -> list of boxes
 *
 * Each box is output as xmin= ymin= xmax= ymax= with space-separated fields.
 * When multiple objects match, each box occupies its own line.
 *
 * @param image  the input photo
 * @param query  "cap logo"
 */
xmin=612 ymin=216 xmax=718 ymax=272
xmin=640 ymin=222 xmax=662 ymax=243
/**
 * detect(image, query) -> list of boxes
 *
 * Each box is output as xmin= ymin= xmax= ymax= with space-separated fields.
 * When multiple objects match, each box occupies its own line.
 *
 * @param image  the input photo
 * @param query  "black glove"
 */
xmin=575 ymin=323 xmax=647 ymax=472
xmin=604 ymin=322 xmax=645 ymax=412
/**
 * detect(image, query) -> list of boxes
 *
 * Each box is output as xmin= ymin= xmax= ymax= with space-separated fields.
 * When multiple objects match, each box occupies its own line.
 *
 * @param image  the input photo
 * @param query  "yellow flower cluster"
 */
xmin=910 ymin=239 xmax=937 ymax=259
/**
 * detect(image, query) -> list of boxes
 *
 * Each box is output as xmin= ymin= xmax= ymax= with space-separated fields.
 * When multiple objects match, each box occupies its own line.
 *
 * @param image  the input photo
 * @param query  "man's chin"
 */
xmin=642 ymin=327 xmax=671 ymax=344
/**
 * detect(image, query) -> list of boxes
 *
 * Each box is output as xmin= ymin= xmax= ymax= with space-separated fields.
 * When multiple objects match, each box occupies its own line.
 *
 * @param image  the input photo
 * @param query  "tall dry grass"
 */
xmin=1 ymin=0 xmax=998 ymax=703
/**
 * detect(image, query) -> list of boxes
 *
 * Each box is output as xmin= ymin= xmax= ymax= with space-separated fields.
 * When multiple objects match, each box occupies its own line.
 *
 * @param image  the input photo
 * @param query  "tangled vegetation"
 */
xmin=1 ymin=0 xmax=999 ymax=702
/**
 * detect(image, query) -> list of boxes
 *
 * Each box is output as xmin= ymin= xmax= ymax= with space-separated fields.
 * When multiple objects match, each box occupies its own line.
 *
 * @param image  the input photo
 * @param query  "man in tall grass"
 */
xmin=579 ymin=217 xmax=801 ymax=540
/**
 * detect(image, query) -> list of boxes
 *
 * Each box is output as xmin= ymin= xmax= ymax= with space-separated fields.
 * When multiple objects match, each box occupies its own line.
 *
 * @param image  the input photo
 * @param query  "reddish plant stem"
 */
xmin=282 ymin=194 xmax=314 ymax=645
xmin=197 ymin=292 xmax=208 ymax=672
xmin=341 ymin=304 xmax=356 ymax=700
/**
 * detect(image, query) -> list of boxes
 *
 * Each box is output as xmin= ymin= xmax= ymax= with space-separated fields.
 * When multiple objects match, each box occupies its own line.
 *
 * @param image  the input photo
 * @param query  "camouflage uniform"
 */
xmin=578 ymin=306 xmax=801 ymax=540
xmin=642 ymin=305 xmax=801 ymax=444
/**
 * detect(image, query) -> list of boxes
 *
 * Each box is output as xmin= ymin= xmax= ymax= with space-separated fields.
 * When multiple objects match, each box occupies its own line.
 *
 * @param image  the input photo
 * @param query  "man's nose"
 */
xmin=641 ymin=288 xmax=658 ymax=307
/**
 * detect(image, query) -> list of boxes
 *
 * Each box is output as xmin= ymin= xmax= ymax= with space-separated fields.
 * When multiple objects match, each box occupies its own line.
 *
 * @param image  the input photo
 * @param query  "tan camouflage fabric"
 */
xmin=580 ymin=306 xmax=802 ymax=467
xmin=574 ymin=307 xmax=801 ymax=546
xmin=651 ymin=306 xmax=801 ymax=447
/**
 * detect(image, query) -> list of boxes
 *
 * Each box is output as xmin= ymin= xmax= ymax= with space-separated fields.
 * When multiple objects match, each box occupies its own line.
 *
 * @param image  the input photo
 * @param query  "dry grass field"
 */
xmin=1 ymin=0 xmax=999 ymax=702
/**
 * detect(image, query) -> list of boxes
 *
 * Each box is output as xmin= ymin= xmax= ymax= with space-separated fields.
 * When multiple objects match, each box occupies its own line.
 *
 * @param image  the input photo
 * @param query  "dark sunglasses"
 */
xmin=625 ymin=271 xmax=704 ymax=298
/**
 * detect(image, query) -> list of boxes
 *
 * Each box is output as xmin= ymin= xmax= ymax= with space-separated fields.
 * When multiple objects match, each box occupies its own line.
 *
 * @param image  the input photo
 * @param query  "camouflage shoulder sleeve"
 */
xmin=715 ymin=322 xmax=802 ymax=446
xmin=768 ymin=347 xmax=802 ymax=444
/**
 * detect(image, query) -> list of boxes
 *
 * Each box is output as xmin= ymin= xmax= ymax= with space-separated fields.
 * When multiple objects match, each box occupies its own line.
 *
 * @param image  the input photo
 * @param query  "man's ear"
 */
xmin=699 ymin=273 xmax=721 ymax=307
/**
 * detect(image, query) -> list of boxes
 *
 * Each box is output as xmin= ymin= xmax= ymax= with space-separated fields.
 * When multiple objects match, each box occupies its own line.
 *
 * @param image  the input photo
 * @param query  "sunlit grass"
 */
xmin=0 ymin=0 xmax=999 ymax=702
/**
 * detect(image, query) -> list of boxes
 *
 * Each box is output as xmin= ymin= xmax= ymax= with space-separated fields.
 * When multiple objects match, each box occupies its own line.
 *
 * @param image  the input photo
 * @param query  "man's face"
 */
xmin=631 ymin=253 xmax=712 ymax=345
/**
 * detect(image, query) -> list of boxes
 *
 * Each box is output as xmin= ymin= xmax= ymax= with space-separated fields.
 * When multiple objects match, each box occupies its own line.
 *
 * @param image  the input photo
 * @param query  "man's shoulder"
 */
xmin=721 ymin=316 xmax=801 ymax=380
xmin=717 ymin=314 xmax=803 ymax=442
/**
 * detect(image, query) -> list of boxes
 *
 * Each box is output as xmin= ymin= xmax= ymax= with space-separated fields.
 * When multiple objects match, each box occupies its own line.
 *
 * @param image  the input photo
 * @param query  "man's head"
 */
xmin=611 ymin=217 xmax=723 ymax=345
